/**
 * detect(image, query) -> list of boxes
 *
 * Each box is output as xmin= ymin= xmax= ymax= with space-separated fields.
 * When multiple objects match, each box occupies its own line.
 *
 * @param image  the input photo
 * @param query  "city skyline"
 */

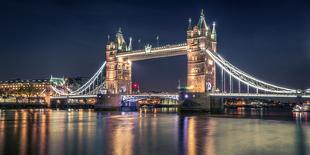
xmin=1 ymin=0 xmax=310 ymax=91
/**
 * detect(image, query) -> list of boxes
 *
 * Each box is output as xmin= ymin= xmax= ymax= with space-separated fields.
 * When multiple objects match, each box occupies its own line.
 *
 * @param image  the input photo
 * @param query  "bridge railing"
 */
xmin=121 ymin=93 xmax=179 ymax=102
xmin=51 ymin=61 xmax=106 ymax=96
xmin=209 ymin=92 xmax=299 ymax=98
xmin=116 ymin=43 xmax=187 ymax=57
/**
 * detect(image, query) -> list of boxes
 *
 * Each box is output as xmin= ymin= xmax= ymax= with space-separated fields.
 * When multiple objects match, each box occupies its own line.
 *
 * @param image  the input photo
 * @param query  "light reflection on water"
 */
xmin=0 ymin=109 xmax=309 ymax=155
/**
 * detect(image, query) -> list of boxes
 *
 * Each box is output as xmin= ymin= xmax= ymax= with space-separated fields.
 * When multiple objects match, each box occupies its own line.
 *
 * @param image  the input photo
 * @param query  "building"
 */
xmin=0 ymin=79 xmax=50 ymax=95
xmin=0 ymin=77 xmax=65 ymax=103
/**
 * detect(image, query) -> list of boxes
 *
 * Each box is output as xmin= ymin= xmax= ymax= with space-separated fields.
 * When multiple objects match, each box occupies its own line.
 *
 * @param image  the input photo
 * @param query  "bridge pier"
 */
xmin=209 ymin=96 xmax=225 ymax=113
xmin=94 ymin=94 xmax=122 ymax=110
xmin=179 ymin=93 xmax=224 ymax=113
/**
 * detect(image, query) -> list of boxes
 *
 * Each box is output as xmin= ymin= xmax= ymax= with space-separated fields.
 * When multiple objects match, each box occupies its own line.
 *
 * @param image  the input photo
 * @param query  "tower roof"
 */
xmin=115 ymin=27 xmax=127 ymax=51
xmin=116 ymin=27 xmax=123 ymax=40
xmin=197 ymin=9 xmax=208 ymax=31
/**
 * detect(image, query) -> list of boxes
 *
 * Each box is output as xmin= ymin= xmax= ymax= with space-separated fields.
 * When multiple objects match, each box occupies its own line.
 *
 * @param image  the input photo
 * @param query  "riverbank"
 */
xmin=0 ymin=103 xmax=47 ymax=109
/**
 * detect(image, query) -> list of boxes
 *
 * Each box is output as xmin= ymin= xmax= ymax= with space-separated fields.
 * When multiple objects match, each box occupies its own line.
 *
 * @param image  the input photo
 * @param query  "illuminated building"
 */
xmin=0 ymin=79 xmax=50 ymax=95
xmin=105 ymin=28 xmax=132 ymax=94
xmin=0 ymin=77 xmax=65 ymax=103
xmin=187 ymin=10 xmax=217 ymax=92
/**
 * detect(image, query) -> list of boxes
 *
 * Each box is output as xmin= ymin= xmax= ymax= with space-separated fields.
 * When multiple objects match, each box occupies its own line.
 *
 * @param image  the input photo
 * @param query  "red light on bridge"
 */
xmin=132 ymin=83 xmax=139 ymax=90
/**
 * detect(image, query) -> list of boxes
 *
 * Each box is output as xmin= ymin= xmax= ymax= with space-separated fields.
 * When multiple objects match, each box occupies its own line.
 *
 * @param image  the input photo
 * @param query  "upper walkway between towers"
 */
xmin=116 ymin=43 xmax=187 ymax=61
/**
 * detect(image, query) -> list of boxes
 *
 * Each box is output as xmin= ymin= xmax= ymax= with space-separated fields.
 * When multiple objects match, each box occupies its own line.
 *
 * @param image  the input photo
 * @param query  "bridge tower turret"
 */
xmin=105 ymin=28 xmax=132 ymax=94
xmin=106 ymin=40 xmax=118 ymax=94
xmin=210 ymin=21 xmax=217 ymax=91
xmin=211 ymin=21 xmax=217 ymax=52
xmin=187 ymin=10 xmax=216 ymax=93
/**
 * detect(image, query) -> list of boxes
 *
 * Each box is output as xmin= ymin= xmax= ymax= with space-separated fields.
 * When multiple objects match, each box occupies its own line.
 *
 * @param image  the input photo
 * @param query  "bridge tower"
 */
xmin=106 ymin=28 xmax=132 ymax=94
xmin=186 ymin=10 xmax=217 ymax=93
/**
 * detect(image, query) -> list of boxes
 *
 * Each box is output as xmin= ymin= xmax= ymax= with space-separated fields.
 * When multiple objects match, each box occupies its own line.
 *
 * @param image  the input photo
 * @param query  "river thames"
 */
xmin=0 ymin=108 xmax=309 ymax=155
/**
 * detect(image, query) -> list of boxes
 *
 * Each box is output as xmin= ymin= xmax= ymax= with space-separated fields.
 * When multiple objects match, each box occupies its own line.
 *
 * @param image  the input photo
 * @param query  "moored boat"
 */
xmin=292 ymin=104 xmax=310 ymax=112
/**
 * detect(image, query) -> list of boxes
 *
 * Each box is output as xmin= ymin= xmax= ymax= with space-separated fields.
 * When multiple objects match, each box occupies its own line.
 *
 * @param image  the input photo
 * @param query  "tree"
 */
xmin=0 ymin=89 xmax=4 ymax=97
xmin=18 ymin=85 xmax=40 ymax=103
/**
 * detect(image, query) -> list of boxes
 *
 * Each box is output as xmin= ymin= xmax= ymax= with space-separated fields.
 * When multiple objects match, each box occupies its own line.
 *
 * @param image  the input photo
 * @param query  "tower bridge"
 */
xmin=105 ymin=10 xmax=217 ymax=94
xmin=50 ymin=10 xmax=310 ymax=110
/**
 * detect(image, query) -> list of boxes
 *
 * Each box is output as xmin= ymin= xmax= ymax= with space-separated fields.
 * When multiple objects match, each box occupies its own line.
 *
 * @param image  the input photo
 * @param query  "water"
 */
xmin=0 ymin=109 xmax=309 ymax=155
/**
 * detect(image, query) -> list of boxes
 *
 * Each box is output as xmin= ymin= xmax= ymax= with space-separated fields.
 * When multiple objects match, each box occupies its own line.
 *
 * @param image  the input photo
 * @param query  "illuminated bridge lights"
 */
xmin=49 ymin=12 xmax=309 ymax=98
xmin=116 ymin=43 xmax=187 ymax=61
xmin=204 ymin=49 xmax=296 ymax=94
xmin=51 ymin=61 xmax=106 ymax=96
xmin=121 ymin=93 xmax=179 ymax=102
xmin=51 ymin=45 xmax=309 ymax=98
xmin=51 ymin=95 xmax=97 ymax=99
xmin=209 ymin=93 xmax=306 ymax=98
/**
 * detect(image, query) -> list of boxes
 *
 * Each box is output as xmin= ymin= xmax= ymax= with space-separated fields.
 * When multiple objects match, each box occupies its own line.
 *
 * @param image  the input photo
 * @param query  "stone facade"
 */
xmin=187 ymin=11 xmax=217 ymax=93
xmin=106 ymin=11 xmax=217 ymax=94
xmin=105 ymin=29 xmax=132 ymax=94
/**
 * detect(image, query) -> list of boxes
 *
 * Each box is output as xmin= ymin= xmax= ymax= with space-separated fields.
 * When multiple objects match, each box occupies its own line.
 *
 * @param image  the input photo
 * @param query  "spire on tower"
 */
xmin=117 ymin=27 xmax=122 ymax=33
xmin=115 ymin=27 xmax=126 ymax=50
xmin=127 ymin=37 xmax=132 ymax=51
xmin=156 ymin=35 xmax=159 ymax=47
xmin=116 ymin=27 xmax=123 ymax=40
xmin=188 ymin=18 xmax=192 ymax=30
xmin=107 ymin=35 xmax=110 ymax=42
xmin=211 ymin=21 xmax=217 ymax=40
xmin=197 ymin=9 xmax=208 ymax=31
xmin=201 ymin=9 xmax=205 ymax=17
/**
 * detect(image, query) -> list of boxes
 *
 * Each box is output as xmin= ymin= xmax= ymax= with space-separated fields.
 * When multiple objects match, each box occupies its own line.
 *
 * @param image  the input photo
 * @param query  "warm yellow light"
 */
xmin=187 ymin=85 xmax=194 ymax=89
xmin=208 ymin=59 xmax=213 ymax=65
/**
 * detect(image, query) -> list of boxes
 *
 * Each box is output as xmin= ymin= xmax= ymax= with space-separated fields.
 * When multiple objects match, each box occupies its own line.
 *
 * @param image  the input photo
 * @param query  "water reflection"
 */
xmin=0 ymin=109 xmax=309 ymax=155
xmin=181 ymin=117 xmax=197 ymax=155
xmin=205 ymin=118 xmax=216 ymax=155
xmin=0 ymin=110 xmax=50 ymax=155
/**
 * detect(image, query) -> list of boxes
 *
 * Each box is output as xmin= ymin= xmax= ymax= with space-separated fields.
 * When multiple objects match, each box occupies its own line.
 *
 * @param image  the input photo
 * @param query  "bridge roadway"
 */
xmin=116 ymin=43 xmax=187 ymax=61
xmin=209 ymin=93 xmax=310 ymax=99
xmin=51 ymin=93 xmax=310 ymax=100
xmin=51 ymin=93 xmax=179 ymax=100
xmin=51 ymin=95 xmax=97 ymax=99
xmin=121 ymin=93 xmax=179 ymax=101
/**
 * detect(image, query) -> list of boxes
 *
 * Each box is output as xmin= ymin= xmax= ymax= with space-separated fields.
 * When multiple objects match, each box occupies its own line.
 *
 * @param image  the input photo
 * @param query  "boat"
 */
xmin=292 ymin=104 xmax=310 ymax=112
xmin=250 ymin=101 xmax=264 ymax=108
xmin=140 ymin=104 xmax=153 ymax=109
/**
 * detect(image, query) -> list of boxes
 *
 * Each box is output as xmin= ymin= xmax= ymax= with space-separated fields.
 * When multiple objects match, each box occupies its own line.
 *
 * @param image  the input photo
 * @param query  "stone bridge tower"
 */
xmin=105 ymin=28 xmax=132 ymax=94
xmin=187 ymin=10 xmax=217 ymax=93
xmin=106 ymin=10 xmax=216 ymax=95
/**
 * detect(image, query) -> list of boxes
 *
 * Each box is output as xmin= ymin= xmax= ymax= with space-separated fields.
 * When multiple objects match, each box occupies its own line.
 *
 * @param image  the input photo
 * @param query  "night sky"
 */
xmin=1 ymin=0 xmax=310 ymax=92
